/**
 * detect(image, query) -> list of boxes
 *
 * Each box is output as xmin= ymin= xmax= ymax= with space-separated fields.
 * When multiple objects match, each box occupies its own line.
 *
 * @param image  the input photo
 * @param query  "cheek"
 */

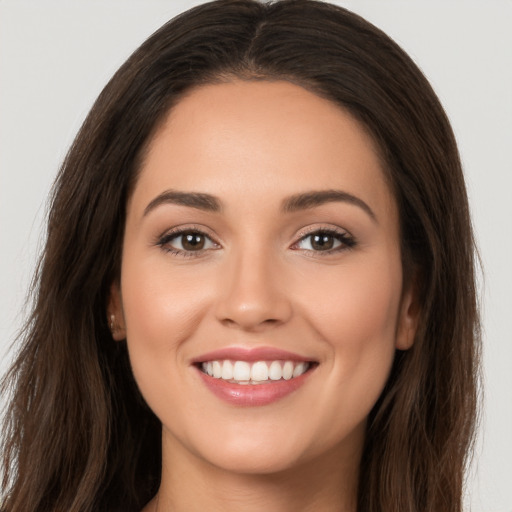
xmin=303 ymin=248 xmax=403 ymax=344
xmin=121 ymin=258 xmax=210 ymax=346
xmin=316 ymin=267 xmax=401 ymax=351
xmin=119 ymin=255 xmax=215 ymax=411
xmin=295 ymin=254 xmax=402 ymax=426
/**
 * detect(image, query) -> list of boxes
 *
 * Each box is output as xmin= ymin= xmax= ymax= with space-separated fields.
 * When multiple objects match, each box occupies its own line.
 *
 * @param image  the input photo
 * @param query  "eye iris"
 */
xmin=182 ymin=233 xmax=205 ymax=251
xmin=311 ymin=233 xmax=334 ymax=251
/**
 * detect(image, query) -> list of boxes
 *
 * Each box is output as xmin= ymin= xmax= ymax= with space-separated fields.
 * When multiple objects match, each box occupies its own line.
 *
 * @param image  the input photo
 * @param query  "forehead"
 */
xmin=132 ymin=80 xmax=396 ymax=223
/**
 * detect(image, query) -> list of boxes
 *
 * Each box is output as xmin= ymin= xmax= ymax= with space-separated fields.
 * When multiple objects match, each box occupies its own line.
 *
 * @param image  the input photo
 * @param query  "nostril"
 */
xmin=213 ymin=266 xmax=293 ymax=329
xmin=219 ymin=316 xmax=284 ymax=331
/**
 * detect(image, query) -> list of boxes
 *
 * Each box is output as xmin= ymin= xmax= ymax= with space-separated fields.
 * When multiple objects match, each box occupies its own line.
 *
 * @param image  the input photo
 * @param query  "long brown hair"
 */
xmin=1 ymin=1 xmax=480 ymax=510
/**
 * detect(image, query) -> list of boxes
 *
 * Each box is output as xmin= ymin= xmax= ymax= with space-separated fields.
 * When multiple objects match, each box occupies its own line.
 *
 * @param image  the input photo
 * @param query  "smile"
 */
xmin=193 ymin=347 xmax=317 ymax=406
xmin=200 ymin=359 xmax=310 ymax=384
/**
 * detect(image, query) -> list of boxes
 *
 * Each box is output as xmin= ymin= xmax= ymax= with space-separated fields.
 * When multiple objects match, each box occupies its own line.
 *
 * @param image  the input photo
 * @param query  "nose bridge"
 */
xmin=215 ymin=238 xmax=292 ymax=330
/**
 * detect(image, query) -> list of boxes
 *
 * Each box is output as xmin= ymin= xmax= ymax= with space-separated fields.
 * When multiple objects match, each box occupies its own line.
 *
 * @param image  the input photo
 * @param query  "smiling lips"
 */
xmin=194 ymin=347 xmax=315 ymax=406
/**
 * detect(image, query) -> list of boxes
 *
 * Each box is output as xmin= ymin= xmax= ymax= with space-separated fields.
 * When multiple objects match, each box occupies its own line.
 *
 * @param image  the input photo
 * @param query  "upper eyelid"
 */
xmin=157 ymin=225 xmax=219 ymax=243
xmin=294 ymin=224 xmax=352 ymax=240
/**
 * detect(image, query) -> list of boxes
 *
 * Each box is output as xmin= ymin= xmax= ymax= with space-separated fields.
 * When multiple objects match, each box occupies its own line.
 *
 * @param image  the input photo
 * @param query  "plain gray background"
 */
xmin=1 ymin=2 xmax=511 ymax=511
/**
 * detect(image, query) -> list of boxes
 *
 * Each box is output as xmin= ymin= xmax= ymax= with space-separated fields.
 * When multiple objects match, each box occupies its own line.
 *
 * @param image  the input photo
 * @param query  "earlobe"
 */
xmin=107 ymin=282 xmax=127 ymax=341
xmin=395 ymin=279 xmax=421 ymax=351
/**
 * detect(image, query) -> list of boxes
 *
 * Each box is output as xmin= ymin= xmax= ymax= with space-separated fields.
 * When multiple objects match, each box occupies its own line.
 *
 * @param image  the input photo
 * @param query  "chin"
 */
xmin=176 ymin=418 xmax=362 ymax=478
xmin=201 ymin=443 xmax=308 ymax=476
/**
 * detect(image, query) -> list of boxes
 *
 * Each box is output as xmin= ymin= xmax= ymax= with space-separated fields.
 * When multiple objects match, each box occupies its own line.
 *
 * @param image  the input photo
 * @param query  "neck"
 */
xmin=145 ymin=429 xmax=361 ymax=512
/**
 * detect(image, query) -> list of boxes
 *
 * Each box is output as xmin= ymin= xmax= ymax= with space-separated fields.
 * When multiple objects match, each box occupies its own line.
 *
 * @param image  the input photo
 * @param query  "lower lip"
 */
xmin=196 ymin=366 xmax=314 ymax=406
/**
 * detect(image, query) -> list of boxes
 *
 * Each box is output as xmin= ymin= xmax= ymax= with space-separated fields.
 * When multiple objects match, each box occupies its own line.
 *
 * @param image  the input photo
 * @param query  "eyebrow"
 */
xmin=143 ymin=188 xmax=376 ymax=222
xmin=143 ymin=189 xmax=222 ymax=216
xmin=282 ymin=190 xmax=377 ymax=222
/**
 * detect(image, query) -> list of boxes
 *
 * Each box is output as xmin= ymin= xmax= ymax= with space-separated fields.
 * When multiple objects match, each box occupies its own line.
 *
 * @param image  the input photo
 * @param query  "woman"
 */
xmin=0 ymin=1 xmax=480 ymax=511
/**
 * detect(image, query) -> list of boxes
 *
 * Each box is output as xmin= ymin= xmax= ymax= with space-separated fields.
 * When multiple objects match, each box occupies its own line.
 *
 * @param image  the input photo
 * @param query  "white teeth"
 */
xmin=212 ymin=361 xmax=222 ymax=378
xmin=233 ymin=361 xmax=251 ymax=381
xmin=282 ymin=361 xmax=294 ymax=380
xmin=269 ymin=361 xmax=282 ymax=380
xmin=292 ymin=362 xmax=307 ymax=378
xmin=201 ymin=362 xmax=214 ymax=376
xmin=251 ymin=361 xmax=269 ymax=381
xmin=200 ymin=359 xmax=311 ymax=383
xmin=221 ymin=360 xmax=233 ymax=380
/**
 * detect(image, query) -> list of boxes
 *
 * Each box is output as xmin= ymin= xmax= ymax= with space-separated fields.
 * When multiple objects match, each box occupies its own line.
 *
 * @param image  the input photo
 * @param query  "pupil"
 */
xmin=182 ymin=233 xmax=204 ymax=250
xmin=312 ymin=234 xmax=333 ymax=251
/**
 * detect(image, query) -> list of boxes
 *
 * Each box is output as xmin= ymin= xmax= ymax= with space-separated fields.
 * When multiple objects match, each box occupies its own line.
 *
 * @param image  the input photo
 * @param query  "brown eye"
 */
xmin=310 ymin=233 xmax=335 ymax=251
xmin=295 ymin=229 xmax=355 ymax=253
xmin=159 ymin=229 xmax=218 ymax=255
xmin=181 ymin=232 xmax=205 ymax=251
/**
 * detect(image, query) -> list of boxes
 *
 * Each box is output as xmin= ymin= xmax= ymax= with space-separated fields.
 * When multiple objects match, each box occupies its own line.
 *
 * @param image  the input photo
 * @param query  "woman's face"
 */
xmin=111 ymin=80 xmax=417 ymax=475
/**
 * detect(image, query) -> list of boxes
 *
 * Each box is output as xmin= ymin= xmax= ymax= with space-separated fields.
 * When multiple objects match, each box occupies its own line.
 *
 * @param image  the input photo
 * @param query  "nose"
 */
xmin=214 ymin=247 xmax=293 ymax=332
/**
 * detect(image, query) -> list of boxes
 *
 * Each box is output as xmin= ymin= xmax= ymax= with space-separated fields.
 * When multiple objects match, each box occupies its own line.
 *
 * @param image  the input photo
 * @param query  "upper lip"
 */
xmin=191 ymin=346 xmax=314 ymax=364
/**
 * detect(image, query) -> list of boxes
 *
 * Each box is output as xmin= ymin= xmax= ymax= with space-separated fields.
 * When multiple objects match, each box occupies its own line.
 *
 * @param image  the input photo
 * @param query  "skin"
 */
xmin=109 ymin=80 xmax=418 ymax=512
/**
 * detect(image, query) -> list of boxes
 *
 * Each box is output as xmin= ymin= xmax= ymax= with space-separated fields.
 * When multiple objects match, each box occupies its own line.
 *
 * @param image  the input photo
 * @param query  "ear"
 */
xmin=395 ymin=276 xmax=421 ymax=351
xmin=107 ymin=282 xmax=127 ymax=341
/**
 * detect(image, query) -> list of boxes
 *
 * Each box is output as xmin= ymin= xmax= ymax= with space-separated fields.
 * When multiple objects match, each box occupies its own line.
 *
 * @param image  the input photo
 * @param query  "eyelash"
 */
xmin=156 ymin=226 xmax=219 ymax=258
xmin=292 ymin=227 xmax=356 ymax=254
xmin=156 ymin=226 xmax=356 ymax=258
